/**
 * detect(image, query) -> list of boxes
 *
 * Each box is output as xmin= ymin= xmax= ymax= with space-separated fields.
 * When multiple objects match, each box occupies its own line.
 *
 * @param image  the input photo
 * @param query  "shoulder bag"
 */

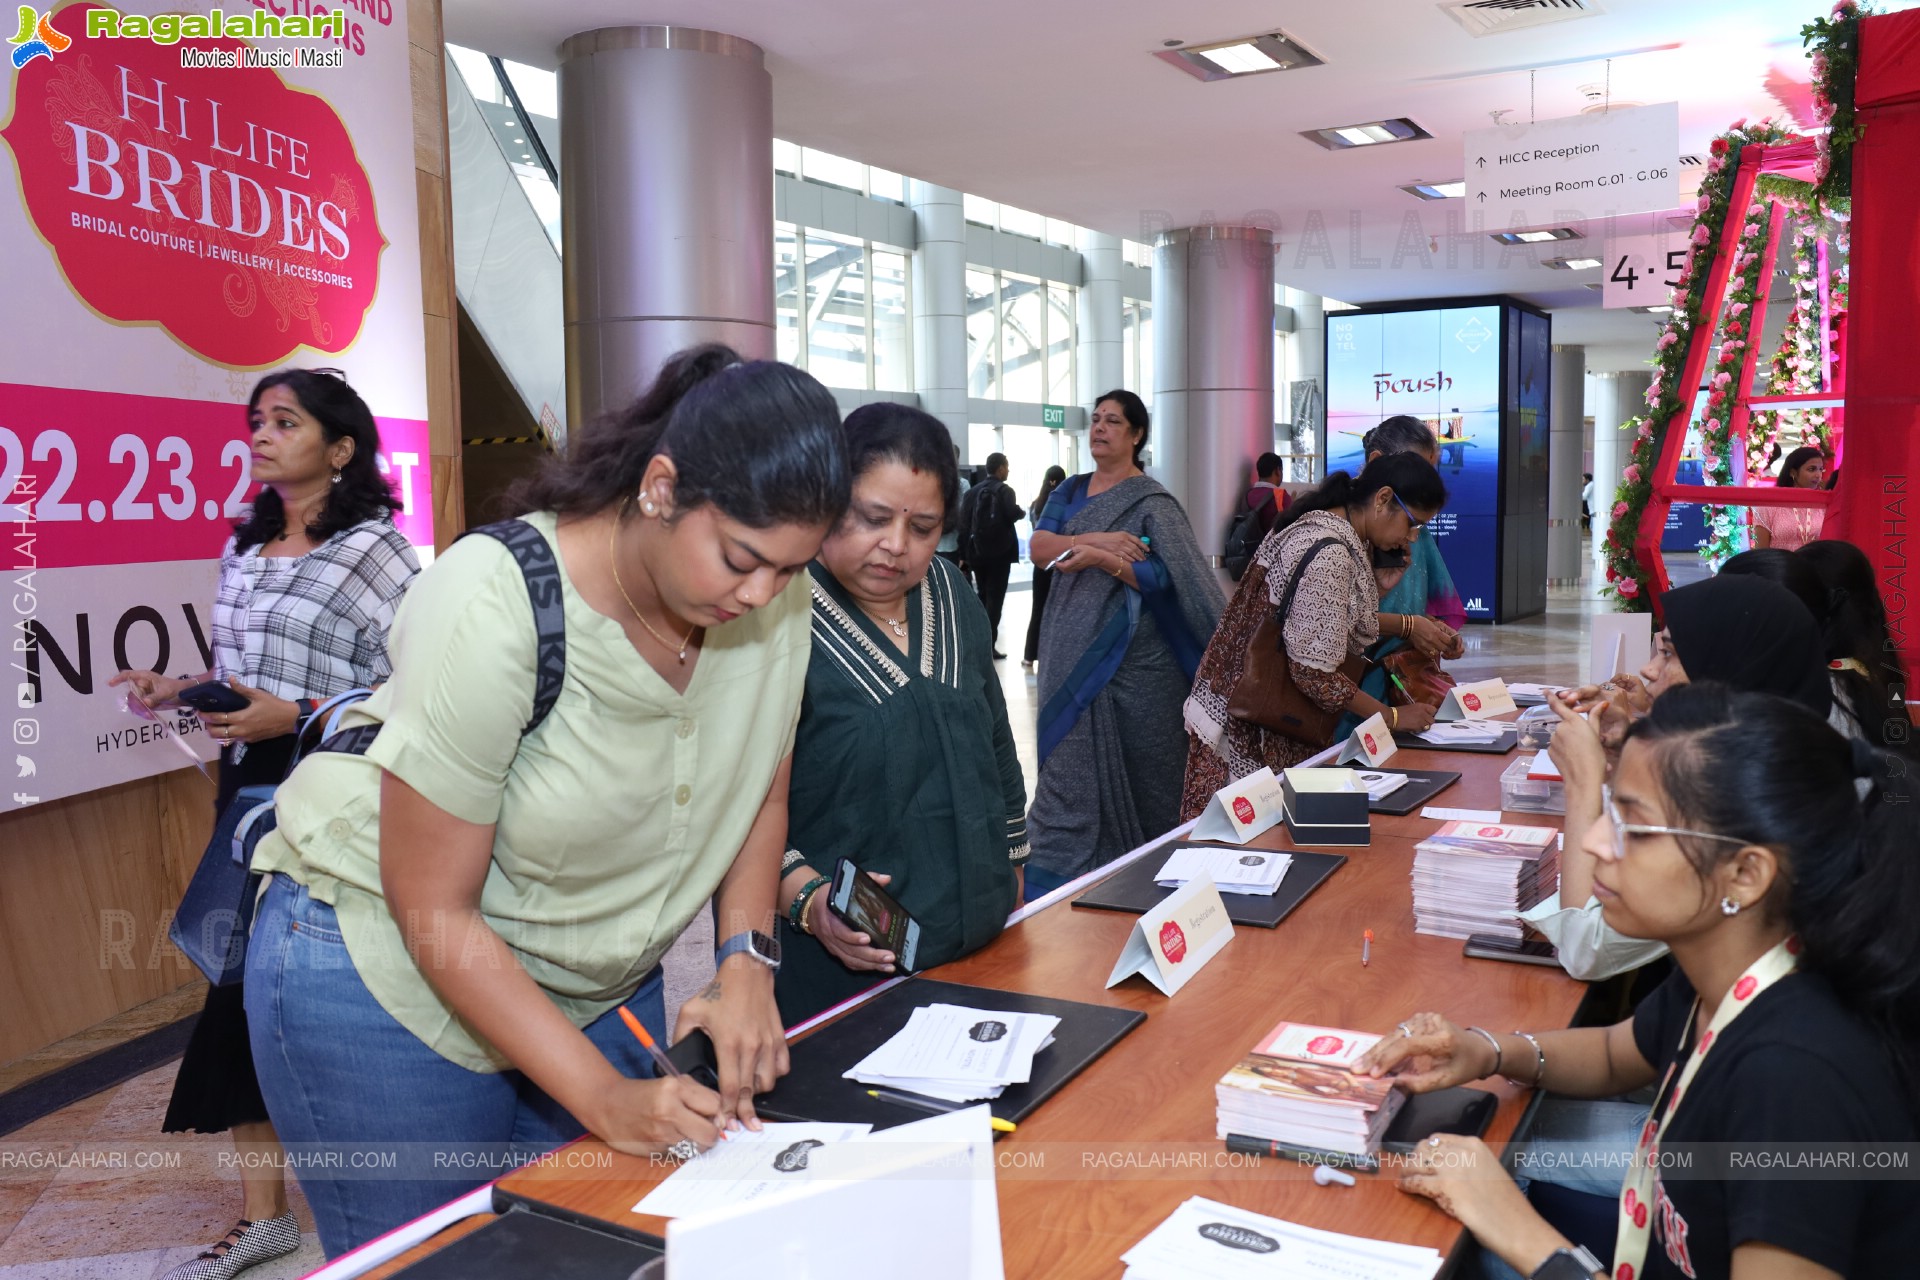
xmin=1225 ymin=536 xmax=1369 ymax=746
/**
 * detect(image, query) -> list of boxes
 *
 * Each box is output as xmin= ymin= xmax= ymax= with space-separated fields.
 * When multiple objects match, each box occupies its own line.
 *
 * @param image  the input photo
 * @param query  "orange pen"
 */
xmin=616 ymin=1006 xmax=732 ymax=1140
xmin=1362 ymin=929 xmax=1374 ymax=967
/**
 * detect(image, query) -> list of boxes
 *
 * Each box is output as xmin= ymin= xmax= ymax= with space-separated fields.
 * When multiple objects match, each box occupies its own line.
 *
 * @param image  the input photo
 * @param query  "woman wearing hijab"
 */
xmin=1534 ymin=574 xmax=1831 ymax=981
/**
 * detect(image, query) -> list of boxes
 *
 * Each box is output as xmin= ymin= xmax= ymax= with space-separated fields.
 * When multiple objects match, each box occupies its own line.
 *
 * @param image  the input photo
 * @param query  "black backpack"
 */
xmin=1223 ymin=490 xmax=1277 ymax=581
xmin=955 ymin=482 xmax=985 ymax=563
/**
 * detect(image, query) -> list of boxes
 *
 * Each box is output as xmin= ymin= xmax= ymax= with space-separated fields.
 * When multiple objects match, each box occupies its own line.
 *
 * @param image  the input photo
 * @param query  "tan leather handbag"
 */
xmin=1226 ymin=537 xmax=1368 ymax=745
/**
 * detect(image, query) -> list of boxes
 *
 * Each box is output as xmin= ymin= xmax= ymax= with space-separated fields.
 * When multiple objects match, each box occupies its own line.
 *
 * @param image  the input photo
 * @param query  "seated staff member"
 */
xmin=776 ymin=405 xmax=1027 ymax=1026
xmin=1180 ymin=453 xmax=1447 ymax=819
xmin=1363 ymin=685 xmax=1920 ymax=1280
xmin=244 ymin=347 xmax=851 ymax=1257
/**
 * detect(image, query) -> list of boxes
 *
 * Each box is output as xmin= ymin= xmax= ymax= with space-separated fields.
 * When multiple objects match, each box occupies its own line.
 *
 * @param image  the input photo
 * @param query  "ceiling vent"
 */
xmin=1440 ymin=0 xmax=1602 ymax=38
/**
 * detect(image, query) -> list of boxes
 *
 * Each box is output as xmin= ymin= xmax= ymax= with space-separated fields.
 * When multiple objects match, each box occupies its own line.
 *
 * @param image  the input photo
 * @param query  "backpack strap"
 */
xmin=316 ymin=518 xmax=567 ymax=758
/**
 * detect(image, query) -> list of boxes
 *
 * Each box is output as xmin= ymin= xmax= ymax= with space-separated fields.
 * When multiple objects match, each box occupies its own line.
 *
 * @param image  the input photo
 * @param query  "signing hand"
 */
xmin=673 ymin=959 xmax=790 ymax=1131
xmin=1356 ymin=1012 xmax=1497 ymax=1093
xmin=198 ymin=681 xmax=301 ymax=745
xmin=1391 ymin=701 xmax=1437 ymax=734
xmin=807 ymin=872 xmax=899 ymax=974
xmin=108 ymin=670 xmax=186 ymax=708
xmin=590 ymin=1074 xmax=727 ymax=1160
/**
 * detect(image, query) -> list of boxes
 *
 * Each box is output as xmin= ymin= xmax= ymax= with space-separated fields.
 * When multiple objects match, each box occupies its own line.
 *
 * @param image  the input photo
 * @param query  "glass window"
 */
xmin=868 ymin=166 xmax=905 ymax=204
xmin=801 ymin=147 xmax=866 ymax=193
xmin=1274 ymin=326 xmax=1290 ymax=425
xmin=1045 ymin=218 xmax=1076 ymax=248
xmin=498 ymin=58 xmax=556 ymax=118
xmin=775 ymin=223 xmax=802 ymax=366
xmin=1000 ymin=274 xmax=1045 ymax=403
xmin=966 ymin=270 xmax=999 ymax=399
xmin=1046 ymin=283 xmax=1075 ymax=406
xmin=999 ymin=205 xmax=1044 ymax=241
xmin=1122 ymin=299 xmax=1154 ymax=405
xmin=963 ymin=195 xmax=998 ymax=227
xmin=773 ymin=139 xmax=801 ymax=176
xmin=967 ymin=424 xmax=1000 ymax=467
xmin=447 ymin=46 xmax=502 ymax=104
xmin=1123 ymin=239 xmax=1154 ymax=269
xmin=872 ymin=248 xmax=911 ymax=392
xmin=806 ymin=230 xmax=868 ymax=389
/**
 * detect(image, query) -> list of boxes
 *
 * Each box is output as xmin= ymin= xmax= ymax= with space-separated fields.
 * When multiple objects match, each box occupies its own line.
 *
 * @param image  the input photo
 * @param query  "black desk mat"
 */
xmin=386 ymin=1202 xmax=661 ymax=1279
xmin=1071 ymin=845 xmax=1346 ymax=929
xmin=1351 ymin=768 xmax=1462 ymax=815
xmin=1393 ymin=727 xmax=1518 ymax=755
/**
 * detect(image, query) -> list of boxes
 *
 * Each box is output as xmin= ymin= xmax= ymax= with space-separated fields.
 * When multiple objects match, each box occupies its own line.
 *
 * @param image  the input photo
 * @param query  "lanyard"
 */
xmin=1613 ymin=937 xmax=1800 ymax=1280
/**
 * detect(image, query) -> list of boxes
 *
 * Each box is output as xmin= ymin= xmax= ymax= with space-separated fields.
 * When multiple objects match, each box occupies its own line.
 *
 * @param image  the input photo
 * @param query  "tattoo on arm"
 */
xmin=698 ymin=978 xmax=723 ymax=1003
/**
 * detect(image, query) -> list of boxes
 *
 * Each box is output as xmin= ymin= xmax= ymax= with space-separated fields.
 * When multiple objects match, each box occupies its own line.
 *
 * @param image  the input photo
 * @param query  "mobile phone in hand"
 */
xmin=175 ymin=681 xmax=252 ymax=714
xmin=828 ymin=858 xmax=921 ymax=971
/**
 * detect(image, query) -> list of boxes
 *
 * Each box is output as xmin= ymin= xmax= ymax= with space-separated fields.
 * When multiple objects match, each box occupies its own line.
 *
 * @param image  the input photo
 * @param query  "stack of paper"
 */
xmin=1123 ymin=1197 xmax=1443 ymax=1280
xmin=1352 ymin=770 xmax=1410 ymax=801
xmin=1508 ymin=683 xmax=1560 ymax=707
xmin=844 ymin=1004 xmax=1059 ymax=1102
xmin=1213 ymin=1021 xmax=1405 ymax=1158
xmin=1411 ymin=820 xmax=1560 ymax=940
xmin=1414 ymin=721 xmax=1504 ymax=745
xmin=1155 ymin=846 xmax=1291 ymax=896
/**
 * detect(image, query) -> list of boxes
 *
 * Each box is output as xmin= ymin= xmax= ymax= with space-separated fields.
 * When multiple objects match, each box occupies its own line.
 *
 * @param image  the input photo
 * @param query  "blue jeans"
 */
xmin=1476 ymin=1098 xmax=1647 ymax=1280
xmin=245 ymin=874 xmax=665 ymax=1258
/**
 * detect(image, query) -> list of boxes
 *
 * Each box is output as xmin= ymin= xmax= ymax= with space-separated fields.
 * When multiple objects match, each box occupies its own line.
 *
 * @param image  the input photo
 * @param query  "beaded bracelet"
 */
xmin=788 ymin=875 xmax=830 ymax=934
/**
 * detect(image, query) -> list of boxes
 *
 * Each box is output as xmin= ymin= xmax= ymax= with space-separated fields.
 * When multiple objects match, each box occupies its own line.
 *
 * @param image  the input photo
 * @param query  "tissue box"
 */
xmin=1282 ymin=769 xmax=1371 ymax=846
xmin=1500 ymin=756 xmax=1567 ymax=815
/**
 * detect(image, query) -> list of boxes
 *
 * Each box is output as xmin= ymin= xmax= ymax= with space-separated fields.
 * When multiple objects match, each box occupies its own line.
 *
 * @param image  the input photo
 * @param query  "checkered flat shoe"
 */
xmin=158 ymin=1213 xmax=301 ymax=1280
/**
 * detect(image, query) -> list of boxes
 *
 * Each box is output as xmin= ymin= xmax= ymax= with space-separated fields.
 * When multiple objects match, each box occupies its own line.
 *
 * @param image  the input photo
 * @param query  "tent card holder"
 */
xmin=1335 ymin=711 xmax=1397 ymax=767
xmin=1190 ymin=766 xmax=1285 ymax=844
xmin=1105 ymin=874 xmax=1233 ymax=996
xmin=1589 ymin=613 xmax=1652 ymax=685
xmin=1435 ymin=677 xmax=1517 ymax=722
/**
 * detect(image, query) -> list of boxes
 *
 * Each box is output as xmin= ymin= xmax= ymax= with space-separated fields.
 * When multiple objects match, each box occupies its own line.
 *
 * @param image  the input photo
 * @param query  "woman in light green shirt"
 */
xmin=245 ymin=346 xmax=851 ymax=1257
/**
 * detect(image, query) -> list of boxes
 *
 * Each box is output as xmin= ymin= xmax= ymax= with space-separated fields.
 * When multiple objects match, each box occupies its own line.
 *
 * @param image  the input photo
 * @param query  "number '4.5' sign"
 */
xmin=1602 ymin=233 xmax=1688 ymax=309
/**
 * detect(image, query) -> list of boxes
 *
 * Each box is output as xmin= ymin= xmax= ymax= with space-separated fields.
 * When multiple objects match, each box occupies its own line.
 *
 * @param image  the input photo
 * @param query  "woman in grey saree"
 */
xmin=1024 ymin=391 xmax=1223 ymax=899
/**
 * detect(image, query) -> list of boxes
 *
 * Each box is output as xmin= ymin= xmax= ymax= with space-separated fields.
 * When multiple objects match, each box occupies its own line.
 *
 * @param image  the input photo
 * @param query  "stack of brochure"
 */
xmin=1155 ymin=845 xmax=1291 ymax=896
xmin=844 ymin=1004 xmax=1058 ymax=1103
xmin=1352 ymin=770 xmax=1410 ymax=801
xmin=1411 ymin=820 xmax=1560 ymax=940
xmin=1214 ymin=1021 xmax=1405 ymax=1158
xmin=1123 ymin=1197 xmax=1443 ymax=1280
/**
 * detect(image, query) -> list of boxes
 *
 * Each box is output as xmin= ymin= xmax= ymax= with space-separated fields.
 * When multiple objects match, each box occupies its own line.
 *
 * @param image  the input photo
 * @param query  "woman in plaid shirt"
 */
xmin=112 ymin=369 xmax=418 ymax=1280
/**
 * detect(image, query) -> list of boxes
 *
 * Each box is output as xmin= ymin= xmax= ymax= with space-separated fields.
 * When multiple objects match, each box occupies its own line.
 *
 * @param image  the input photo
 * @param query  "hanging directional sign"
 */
xmin=1465 ymin=103 xmax=1680 ymax=228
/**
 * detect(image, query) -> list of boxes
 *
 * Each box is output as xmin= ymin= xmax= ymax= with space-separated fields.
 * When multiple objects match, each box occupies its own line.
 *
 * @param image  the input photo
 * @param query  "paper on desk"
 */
xmin=846 ymin=1005 xmax=1060 ymax=1101
xmin=1420 ymin=806 xmax=1504 ymax=822
xmin=1415 ymin=722 xmax=1503 ymax=744
xmin=633 ymin=1121 xmax=871 ymax=1218
xmin=1121 ymin=1196 xmax=1443 ymax=1280
xmin=1352 ymin=770 xmax=1410 ymax=801
xmin=1155 ymin=846 xmax=1290 ymax=896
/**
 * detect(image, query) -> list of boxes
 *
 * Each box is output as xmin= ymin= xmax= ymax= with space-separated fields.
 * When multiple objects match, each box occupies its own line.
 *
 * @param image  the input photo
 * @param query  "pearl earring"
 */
xmin=330 ymin=470 xmax=342 ymax=485
xmin=1720 ymin=896 xmax=1742 ymax=917
xmin=640 ymin=498 xmax=657 ymax=516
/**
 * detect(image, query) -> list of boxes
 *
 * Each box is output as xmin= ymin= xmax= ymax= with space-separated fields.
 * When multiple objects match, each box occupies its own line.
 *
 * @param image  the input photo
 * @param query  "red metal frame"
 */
xmin=1631 ymin=138 xmax=1845 ymax=609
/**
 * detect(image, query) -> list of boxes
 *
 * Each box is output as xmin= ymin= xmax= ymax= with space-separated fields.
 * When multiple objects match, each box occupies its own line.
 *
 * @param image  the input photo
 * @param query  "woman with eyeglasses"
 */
xmin=1359 ymin=684 xmax=1920 ymax=1280
xmin=1181 ymin=452 xmax=1448 ymax=816
xmin=109 ymin=369 xmax=419 ymax=1280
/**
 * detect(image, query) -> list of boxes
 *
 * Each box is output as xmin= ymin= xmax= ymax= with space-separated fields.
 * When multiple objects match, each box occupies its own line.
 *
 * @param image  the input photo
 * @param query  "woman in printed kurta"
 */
xmin=1181 ymin=454 xmax=1449 ymax=820
xmin=776 ymin=404 xmax=1028 ymax=1026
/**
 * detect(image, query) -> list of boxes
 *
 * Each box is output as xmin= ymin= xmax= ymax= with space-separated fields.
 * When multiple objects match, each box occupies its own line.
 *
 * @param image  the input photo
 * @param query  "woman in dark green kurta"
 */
xmin=776 ymin=405 xmax=1028 ymax=1026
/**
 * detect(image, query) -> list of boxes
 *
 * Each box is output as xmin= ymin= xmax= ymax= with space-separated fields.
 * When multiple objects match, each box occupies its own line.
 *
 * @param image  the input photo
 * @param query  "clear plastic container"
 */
xmin=1515 ymin=705 xmax=1560 ymax=750
xmin=1501 ymin=756 xmax=1567 ymax=815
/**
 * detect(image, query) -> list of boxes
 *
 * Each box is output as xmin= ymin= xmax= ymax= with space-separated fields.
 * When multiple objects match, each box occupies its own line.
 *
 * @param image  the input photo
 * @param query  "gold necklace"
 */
xmin=608 ymin=518 xmax=698 ymax=663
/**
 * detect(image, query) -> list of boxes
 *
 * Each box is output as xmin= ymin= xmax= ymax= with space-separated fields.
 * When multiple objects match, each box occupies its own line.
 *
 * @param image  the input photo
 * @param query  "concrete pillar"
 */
xmin=909 ymin=180 xmax=968 ymax=451
xmin=1589 ymin=370 xmax=1653 ymax=562
xmin=558 ymin=27 xmax=773 ymax=424
xmin=1547 ymin=344 xmax=1587 ymax=586
xmin=1076 ymin=229 xmax=1123 ymax=408
xmin=1152 ymin=227 xmax=1276 ymax=567
xmin=1285 ymin=288 xmax=1326 ymax=479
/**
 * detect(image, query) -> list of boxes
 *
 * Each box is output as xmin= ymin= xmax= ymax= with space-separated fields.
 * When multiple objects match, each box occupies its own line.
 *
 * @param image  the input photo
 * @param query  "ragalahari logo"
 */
xmin=9 ymin=7 xmax=71 ymax=67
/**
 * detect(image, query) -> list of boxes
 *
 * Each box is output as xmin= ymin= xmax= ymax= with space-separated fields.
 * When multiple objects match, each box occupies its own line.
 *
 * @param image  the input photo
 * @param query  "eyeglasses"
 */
xmin=1600 ymin=784 xmax=1747 ymax=862
xmin=1390 ymin=492 xmax=1427 ymax=539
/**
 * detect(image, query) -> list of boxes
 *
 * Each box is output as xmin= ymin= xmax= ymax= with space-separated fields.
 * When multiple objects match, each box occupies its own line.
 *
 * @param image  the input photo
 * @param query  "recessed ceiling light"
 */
xmin=1543 ymin=256 xmax=1604 ymax=270
xmin=1633 ymin=304 xmax=1674 ymax=314
xmin=1401 ymin=179 xmax=1467 ymax=200
xmin=1155 ymin=31 xmax=1323 ymax=81
xmin=1490 ymin=227 xmax=1583 ymax=246
xmin=1303 ymin=118 xmax=1432 ymax=150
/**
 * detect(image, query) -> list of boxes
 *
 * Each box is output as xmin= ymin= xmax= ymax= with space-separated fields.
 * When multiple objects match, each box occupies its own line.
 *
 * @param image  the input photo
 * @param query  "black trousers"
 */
xmin=974 ymin=557 xmax=1012 ymax=639
xmin=1024 ymin=564 xmax=1054 ymax=663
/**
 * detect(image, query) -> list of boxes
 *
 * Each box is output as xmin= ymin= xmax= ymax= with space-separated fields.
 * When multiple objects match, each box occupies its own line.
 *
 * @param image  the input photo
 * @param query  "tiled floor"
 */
xmin=1 ymin=552 xmax=1656 ymax=1278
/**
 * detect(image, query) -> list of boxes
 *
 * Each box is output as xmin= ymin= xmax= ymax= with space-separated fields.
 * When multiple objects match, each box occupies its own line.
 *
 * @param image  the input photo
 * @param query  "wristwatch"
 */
xmin=715 ymin=930 xmax=781 ymax=973
xmin=1530 ymin=1245 xmax=1604 ymax=1280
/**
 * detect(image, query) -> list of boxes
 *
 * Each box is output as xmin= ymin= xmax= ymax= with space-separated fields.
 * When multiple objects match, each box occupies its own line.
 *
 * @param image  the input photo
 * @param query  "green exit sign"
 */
xmin=1041 ymin=404 xmax=1065 ymax=428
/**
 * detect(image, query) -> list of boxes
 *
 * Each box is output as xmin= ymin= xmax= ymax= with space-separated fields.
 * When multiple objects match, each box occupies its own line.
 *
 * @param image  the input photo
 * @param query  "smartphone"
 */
xmin=175 ymin=680 xmax=252 ymax=714
xmin=1043 ymin=547 xmax=1078 ymax=571
xmin=1463 ymin=933 xmax=1561 ymax=967
xmin=1371 ymin=546 xmax=1409 ymax=570
xmin=828 ymin=857 xmax=920 ymax=971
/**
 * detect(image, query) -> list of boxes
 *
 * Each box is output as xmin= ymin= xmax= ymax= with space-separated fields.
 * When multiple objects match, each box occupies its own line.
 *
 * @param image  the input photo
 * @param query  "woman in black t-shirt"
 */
xmin=1359 ymin=684 xmax=1920 ymax=1280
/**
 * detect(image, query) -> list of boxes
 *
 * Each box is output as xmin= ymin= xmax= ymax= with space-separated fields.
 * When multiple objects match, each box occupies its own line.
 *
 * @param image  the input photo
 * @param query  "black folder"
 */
xmin=384 ymin=1202 xmax=661 ymax=1279
xmin=1352 ymin=768 xmax=1461 ymax=815
xmin=1393 ymin=727 xmax=1518 ymax=755
xmin=1071 ymin=844 xmax=1346 ymax=929
xmin=737 ymin=978 xmax=1144 ymax=1130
